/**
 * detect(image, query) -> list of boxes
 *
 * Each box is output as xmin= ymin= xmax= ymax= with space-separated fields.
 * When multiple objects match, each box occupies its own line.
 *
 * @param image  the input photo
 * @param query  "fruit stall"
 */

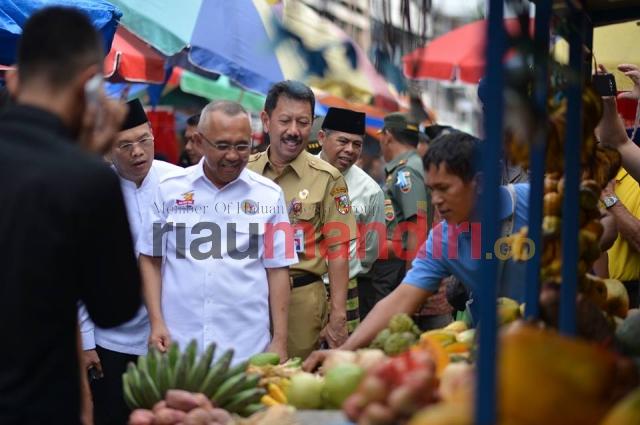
xmin=124 ymin=1 xmax=640 ymax=424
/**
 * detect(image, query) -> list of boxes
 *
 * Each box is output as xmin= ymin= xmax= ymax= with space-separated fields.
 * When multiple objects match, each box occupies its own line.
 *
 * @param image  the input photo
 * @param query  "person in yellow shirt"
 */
xmin=603 ymin=167 xmax=640 ymax=307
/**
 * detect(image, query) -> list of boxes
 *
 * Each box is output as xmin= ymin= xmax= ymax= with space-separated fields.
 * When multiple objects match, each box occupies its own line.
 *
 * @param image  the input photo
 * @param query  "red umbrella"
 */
xmin=103 ymin=26 xmax=165 ymax=84
xmin=403 ymin=18 xmax=532 ymax=84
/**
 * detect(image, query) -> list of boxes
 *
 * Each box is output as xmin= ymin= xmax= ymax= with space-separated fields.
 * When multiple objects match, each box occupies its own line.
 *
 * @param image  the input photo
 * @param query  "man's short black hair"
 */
xmin=423 ymin=131 xmax=480 ymax=182
xmin=387 ymin=128 xmax=418 ymax=146
xmin=17 ymin=6 xmax=102 ymax=86
xmin=186 ymin=113 xmax=200 ymax=127
xmin=264 ymin=80 xmax=315 ymax=117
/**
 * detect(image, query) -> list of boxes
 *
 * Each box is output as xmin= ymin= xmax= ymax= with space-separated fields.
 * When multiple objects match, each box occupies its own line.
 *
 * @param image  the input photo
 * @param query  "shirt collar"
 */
xmin=384 ymin=150 xmax=414 ymax=173
xmin=616 ymin=167 xmax=628 ymax=183
xmin=189 ymin=157 xmax=251 ymax=189
xmin=257 ymin=146 xmax=307 ymax=177
xmin=113 ymin=161 xmax=156 ymax=191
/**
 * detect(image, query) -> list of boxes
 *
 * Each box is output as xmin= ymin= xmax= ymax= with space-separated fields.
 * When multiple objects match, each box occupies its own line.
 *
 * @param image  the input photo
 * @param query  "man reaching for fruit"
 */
xmin=305 ymin=131 xmax=532 ymax=368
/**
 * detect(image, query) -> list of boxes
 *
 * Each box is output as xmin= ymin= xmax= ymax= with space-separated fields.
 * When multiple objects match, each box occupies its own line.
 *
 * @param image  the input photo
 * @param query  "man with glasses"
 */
xmin=139 ymin=100 xmax=294 ymax=363
xmin=248 ymin=81 xmax=357 ymax=359
xmin=78 ymin=99 xmax=183 ymax=425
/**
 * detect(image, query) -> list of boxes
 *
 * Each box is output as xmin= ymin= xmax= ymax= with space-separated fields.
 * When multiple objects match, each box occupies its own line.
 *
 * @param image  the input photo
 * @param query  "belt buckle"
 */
xmin=289 ymin=275 xmax=294 ymax=289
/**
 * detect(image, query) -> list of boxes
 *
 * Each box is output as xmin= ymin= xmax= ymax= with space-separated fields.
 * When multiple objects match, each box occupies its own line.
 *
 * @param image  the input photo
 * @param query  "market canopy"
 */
xmin=0 ymin=0 xmax=121 ymax=65
xmin=109 ymin=0 xmax=398 ymax=109
xmin=402 ymin=18 xmax=531 ymax=84
xmin=104 ymin=25 xmax=165 ymax=84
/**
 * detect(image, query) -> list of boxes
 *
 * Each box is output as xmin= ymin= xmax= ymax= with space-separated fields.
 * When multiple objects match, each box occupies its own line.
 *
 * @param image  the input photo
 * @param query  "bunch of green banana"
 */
xmin=122 ymin=340 xmax=266 ymax=416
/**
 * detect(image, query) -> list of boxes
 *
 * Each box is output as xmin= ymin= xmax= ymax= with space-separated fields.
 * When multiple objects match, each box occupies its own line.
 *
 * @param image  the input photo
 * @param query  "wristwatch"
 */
xmin=603 ymin=195 xmax=619 ymax=209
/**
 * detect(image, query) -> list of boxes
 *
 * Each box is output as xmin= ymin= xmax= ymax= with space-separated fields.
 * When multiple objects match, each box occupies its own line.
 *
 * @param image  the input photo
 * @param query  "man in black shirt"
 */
xmin=0 ymin=7 xmax=141 ymax=425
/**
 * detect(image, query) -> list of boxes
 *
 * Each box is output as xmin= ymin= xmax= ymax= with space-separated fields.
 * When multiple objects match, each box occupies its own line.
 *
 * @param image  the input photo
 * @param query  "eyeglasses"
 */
xmin=116 ymin=137 xmax=154 ymax=152
xmin=200 ymin=133 xmax=252 ymax=154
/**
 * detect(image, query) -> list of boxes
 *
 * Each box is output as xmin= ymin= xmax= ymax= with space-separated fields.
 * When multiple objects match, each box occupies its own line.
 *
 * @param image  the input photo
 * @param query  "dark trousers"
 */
xmin=358 ymin=258 xmax=406 ymax=319
xmin=91 ymin=346 xmax=138 ymax=425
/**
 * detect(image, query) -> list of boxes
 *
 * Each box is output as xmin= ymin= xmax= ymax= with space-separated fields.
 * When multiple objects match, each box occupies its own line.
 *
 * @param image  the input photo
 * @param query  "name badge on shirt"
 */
xmin=293 ymin=228 xmax=305 ymax=253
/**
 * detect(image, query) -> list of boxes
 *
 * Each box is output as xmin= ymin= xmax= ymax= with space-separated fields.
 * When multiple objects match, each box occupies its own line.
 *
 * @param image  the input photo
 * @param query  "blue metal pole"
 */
xmin=524 ymin=0 xmax=552 ymax=319
xmin=559 ymin=1 xmax=585 ymax=335
xmin=475 ymin=0 xmax=504 ymax=423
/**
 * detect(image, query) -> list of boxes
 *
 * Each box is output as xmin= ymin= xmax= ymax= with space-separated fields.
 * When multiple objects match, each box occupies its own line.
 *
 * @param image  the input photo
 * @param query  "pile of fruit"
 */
xmin=246 ymin=353 xmax=301 ymax=407
xmin=123 ymin=341 xmax=265 ymax=417
xmin=342 ymin=347 xmax=442 ymax=424
xmin=369 ymin=314 xmax=422 ymax=355
xmin=277 ymin=349 xmax=385 ymax=411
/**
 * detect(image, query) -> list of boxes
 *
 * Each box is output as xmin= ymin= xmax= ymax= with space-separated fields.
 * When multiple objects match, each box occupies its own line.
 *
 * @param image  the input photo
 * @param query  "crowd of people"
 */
xmin=2 ymin=5 xmax=640 ymax=425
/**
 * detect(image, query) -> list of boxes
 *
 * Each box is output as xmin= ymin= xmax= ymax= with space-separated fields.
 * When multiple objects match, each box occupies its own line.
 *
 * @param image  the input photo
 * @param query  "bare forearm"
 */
xmin=327 ymin=255 xmax=349 ymax=317
xmin=618 ymin=140 xmax=640 ymax=183
xmin=599 ymin=210 xmax=618 ymax=251
xmin=267 ymin=267 xmax=290 ymax=342
xmin=609 ymin=203 xmax=640 ymax=252
xmin=139 ymin=255 xmax=163 ymax=324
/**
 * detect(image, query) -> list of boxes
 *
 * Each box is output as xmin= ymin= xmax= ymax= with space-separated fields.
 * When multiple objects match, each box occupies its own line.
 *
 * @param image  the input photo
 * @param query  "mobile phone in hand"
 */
xmin=84 ymin=74 xmax=105 ymax=130
xmin=593 ymin=73 xmax=617 ymax=97
xmin=87 ymin=365 xmax=103 ymax=382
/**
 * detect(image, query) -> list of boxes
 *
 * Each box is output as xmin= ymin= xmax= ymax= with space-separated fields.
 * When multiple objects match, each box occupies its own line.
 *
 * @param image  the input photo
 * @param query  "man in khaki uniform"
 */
xmin=248 ymin=81 xmax=357 ymax=358
xmin=359 ymin=113 xmax=429 ymax=319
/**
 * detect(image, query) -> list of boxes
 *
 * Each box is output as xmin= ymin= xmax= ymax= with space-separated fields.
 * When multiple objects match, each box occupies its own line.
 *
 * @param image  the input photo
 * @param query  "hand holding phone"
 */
xmin=593 ymin=73 xmax=617 ymax=97
xmin=84 ymin=74 xmax=105 ymax=130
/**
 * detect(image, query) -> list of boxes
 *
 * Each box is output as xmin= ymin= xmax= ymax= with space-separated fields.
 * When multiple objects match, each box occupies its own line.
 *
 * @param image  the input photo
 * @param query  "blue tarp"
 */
xmin=0 ymin=0 xmax=121 ymax=65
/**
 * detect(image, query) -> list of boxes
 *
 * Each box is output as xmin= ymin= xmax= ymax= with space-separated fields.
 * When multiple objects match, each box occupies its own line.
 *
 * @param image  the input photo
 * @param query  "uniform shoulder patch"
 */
xmin=334 ymin=194 xmax=351 ymax=215
xmin=384 ymin=198 xmax=395 ymax=221
xmin=330 ymin=186 xmax=348 ymax=196
xmin=395 ymin=169 xmax=413 ymax=193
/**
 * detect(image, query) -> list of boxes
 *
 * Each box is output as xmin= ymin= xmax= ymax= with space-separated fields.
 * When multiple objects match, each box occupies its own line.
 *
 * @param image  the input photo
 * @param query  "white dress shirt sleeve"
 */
xmin=262 ymin=190 xmax=298 ymax=269
xmin=77 ymin=302 xmax=96 ymax=351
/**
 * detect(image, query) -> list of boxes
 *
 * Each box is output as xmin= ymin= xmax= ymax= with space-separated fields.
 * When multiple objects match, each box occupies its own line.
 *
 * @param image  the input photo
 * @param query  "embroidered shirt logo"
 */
xmin=176 ymin=191 xmax=195 ymax=206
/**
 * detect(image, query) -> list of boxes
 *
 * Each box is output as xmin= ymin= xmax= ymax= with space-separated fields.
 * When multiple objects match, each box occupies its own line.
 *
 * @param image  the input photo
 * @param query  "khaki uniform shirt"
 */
xmin=383 ymin=151 xmax=428 ymax=248
xmin=248 ymin=149 xmax=357 ymax=277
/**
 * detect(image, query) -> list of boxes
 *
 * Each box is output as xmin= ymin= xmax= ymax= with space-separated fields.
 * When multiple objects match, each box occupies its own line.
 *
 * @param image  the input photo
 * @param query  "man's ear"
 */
xmin=5 ymin=68 xmax=19 ymax=97
xmin=260 ymin=110 xmax=270 ymax=134
xmin=73 ymin=64 xmax=101 ymax=99
xmin=473 ymin=172 xmax=483 ymax=194
xmin=317 ymin=129 xmax=325 ymax=146
xmin=192 ymin=131 xmax=204 ymax=150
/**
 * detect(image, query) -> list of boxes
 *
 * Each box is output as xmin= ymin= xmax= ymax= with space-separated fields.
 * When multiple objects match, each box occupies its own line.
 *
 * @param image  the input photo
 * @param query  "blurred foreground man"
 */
xmin=248 ymin=81 xmax=357 ymax=358
xmin=318 ymin=107 xmax=385 ymax=333
xmin=0 ymin=7 xmax=140 ymax=425
xmin=79 ymin=99 xmax=183 ymax=425
xmin=140 ymin=101 xmax=294 ymax=363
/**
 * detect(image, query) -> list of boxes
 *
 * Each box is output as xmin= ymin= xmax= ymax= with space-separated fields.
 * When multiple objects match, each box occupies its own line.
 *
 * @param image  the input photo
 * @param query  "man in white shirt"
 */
xmin=138 ymin=100 xmax=295 ymax=364
xmin=318 ymin=107 xmax=386 ymax=333
xmin=79 ymin=99 xmax=183 ymax=425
